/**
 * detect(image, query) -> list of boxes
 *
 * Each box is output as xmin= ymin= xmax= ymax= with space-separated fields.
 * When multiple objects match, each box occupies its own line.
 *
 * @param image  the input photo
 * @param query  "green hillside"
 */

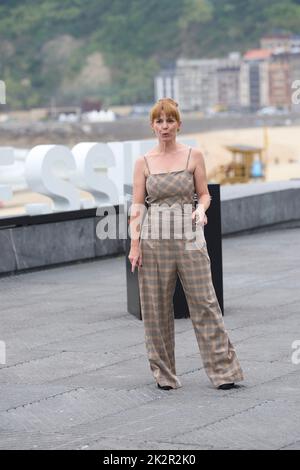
xmin=1 ymin=0 xmax=300 ymax=109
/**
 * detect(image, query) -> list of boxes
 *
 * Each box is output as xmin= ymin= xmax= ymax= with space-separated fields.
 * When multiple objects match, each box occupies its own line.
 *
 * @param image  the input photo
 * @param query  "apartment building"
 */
xmin=154 ymin=35 xmax=300 ymax=113
xmin=268 ymin=53 xmax=291 ymax=108
xmin=174 ymin=58 xmax=220 ymax=111
xmin=217 ymin=53 xmax=241 ymax=109
xmin=154 ymin=54 xmax=241 ymax=112
xmin=154 ymin=67 xmax=179 ymax=102
xmin=240 ymin=49 xmax=272 ymax=110
xmin=269 ymin=51 xmax=300 ymax=111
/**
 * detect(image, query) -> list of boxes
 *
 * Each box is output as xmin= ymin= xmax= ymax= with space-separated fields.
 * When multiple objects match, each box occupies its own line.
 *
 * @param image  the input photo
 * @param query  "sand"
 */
xmin=1 ymin=125 xmax=300 ymax=218
xmin=188 ymin=125 xmax=300 ymax=181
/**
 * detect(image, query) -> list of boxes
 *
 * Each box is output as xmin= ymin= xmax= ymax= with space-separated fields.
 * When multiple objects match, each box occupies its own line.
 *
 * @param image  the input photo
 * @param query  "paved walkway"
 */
xmin=0 ymin=227 xmax=299 ymax=450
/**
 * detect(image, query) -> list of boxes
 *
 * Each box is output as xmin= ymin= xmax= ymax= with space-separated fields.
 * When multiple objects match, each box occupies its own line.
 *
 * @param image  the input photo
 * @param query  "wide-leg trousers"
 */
xmin=138 ymin=215 xmax=244 ymax=389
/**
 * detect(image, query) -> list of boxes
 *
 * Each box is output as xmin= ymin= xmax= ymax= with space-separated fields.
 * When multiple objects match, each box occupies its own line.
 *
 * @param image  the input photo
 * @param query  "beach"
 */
xmin=1 ymin=125 xmax=300 ymax=218
xmin=190 ymin=125 xmax=300 ymax=182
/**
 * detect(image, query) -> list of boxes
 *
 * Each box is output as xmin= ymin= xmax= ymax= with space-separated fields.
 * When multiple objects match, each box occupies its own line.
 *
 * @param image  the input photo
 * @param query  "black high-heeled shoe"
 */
xmin=157 ymin=383 xmax=173 ymax=390
xmin=217 ymin=382 xmax=235 ymax=390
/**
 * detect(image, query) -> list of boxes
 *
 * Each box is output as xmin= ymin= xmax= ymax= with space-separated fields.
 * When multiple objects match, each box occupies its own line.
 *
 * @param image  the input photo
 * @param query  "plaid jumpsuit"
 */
xmin=137 ymin=147 xmax=244 ymax=389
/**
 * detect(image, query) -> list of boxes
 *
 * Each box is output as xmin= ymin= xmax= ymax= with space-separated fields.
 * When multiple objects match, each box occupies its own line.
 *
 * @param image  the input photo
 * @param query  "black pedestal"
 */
xmin=124 ymin=184 xmax=224 ymax=319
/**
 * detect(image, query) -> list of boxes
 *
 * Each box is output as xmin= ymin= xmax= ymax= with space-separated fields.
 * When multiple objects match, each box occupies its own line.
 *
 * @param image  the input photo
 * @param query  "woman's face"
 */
xmin=151 ymin=111 xmax=180 ymax=141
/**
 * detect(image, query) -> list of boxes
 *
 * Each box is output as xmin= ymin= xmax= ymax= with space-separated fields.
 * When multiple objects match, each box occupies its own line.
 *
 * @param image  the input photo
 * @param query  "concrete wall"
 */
xmin=221 ymin=180 xmax=300 ymax=235
xmin=0 ymin=180 xmax=299 ymax=276
xmin=0 ymin=212 xmax=125 ymax=276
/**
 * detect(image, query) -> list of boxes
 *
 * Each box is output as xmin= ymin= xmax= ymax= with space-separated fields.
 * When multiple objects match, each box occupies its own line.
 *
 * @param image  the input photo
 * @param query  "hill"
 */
xmin=1 ymin=0 xmax=300 ymax=108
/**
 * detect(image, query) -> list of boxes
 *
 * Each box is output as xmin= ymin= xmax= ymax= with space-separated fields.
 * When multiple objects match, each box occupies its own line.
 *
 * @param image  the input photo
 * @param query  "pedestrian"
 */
xmin=128 ymin=98 xmax=244 ymax=391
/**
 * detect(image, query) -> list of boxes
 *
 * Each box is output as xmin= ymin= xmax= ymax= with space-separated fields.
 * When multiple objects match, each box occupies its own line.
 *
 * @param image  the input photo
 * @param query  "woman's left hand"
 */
xmin=192 ymin=205 xmax=208 ymax=226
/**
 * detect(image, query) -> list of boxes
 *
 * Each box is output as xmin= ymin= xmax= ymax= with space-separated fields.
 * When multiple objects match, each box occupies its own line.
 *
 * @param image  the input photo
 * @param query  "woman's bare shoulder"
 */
xmin=190 ymin=146 xmax=204 ymax=157
xmin=189 ymin=147 xmax=205 ymax=172
xmin=135 ymin=155 xmax=146 ymax=165
xmin=134 ymin=155 xmax=149 ymax=177
xmin=190 ymin=147 xmax=204 ymax=161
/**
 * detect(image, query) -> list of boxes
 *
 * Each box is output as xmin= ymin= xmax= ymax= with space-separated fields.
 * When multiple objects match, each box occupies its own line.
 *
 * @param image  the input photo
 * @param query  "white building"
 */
xmin=154 ymin=68 xmax=179 ymax=102
xmin=154 ymin=54 xmax=241 ymax=113
xmin=175 ymin=58 xmax=220 ymax=112
xmin=217 ymin=53 xmax=241 ymax=109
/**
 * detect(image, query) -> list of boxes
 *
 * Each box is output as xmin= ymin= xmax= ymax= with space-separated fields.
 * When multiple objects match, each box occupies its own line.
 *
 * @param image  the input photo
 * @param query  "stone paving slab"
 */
xmin=0 ymin=227 xmax=299 ymax=450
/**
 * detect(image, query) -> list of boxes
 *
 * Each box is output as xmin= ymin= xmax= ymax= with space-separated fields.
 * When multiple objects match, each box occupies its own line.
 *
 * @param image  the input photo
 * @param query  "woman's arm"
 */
xmin=192 ymin=149 xmax=212 ymax=224
xmin=129 ymin=156 xmax=147 ymax=247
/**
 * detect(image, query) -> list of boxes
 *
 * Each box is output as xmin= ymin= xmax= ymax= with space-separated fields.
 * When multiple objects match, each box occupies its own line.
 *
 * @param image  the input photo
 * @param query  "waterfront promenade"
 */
xmin=0 ymin=226 xmax=299 ymax=450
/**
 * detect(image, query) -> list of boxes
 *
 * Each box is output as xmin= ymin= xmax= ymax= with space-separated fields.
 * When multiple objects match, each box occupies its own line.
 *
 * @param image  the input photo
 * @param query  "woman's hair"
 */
xmin=150 ymin=98 xmax=181 ymax=124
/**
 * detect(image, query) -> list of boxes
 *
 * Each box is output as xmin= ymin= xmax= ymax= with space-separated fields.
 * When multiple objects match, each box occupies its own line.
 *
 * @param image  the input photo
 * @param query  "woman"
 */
xmin=128 ymin=98 xmax=244 ymax=391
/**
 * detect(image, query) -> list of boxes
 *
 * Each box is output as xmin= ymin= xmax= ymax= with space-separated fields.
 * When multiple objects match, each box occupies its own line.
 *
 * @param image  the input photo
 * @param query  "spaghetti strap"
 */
xmin=185 ymin=147 xmax=192 ymax=169
xmin=144 ymin=155 xmax=151 ymax=175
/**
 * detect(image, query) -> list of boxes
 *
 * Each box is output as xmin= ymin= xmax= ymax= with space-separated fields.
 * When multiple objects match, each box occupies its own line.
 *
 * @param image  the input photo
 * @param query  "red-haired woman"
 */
xmin=129 ymin=98 xmax=244 ymax=391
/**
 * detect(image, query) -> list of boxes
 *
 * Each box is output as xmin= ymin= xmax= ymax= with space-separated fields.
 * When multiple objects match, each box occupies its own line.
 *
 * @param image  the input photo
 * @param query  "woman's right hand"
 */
xmin=128 ymin=244 xmax=142 ymax=273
